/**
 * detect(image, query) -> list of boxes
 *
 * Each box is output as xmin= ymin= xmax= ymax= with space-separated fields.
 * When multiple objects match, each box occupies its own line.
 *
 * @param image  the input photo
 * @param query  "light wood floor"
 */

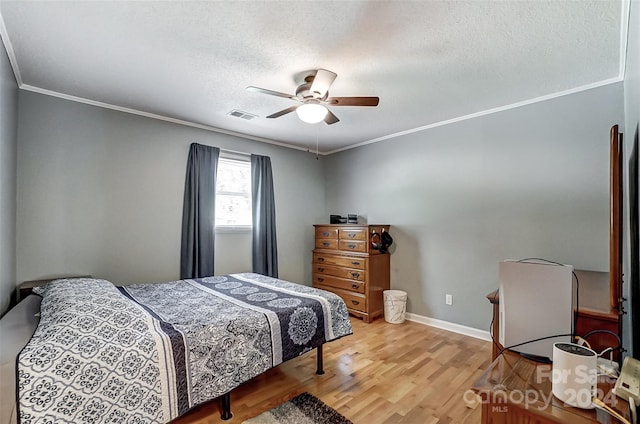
xmin=172 ymin=317 xmax=492 ymax=424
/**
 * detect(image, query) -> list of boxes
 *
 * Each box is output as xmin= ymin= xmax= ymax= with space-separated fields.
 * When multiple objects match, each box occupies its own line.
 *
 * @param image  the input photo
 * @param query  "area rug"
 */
xmin=243 ymin=392 xmax=353 ymax=424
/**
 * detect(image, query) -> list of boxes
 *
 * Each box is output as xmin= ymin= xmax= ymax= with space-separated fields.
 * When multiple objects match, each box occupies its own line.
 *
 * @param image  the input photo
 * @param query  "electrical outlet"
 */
xmin=445 ymin=294 xmax=453 ymax=305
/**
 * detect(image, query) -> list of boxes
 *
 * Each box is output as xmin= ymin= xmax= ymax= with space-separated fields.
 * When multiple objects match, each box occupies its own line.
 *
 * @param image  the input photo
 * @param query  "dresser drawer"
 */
xmin=312 ymin=264 xmax=365 ymax=281
xmin=313 ymin=252 xmax=367 ymax=269
xmin=338 ymin=228 xmax=367 ymax=241
xmin=315 ymin=239 xmax=339 ymax=250
xmin=314 ymin=284 xmax=367 ymax=312
xmin=338 ymin=239 xmax=367 ymax=253
xmin=315 ymin=226 xmax=339 ymax=239
xmin=313 ymin=274 xmax=365 ymax=293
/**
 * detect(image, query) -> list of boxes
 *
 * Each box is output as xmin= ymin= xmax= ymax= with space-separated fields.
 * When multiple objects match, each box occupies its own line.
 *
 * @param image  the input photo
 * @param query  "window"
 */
xmin=215 ymin=157 xmax=252 ymax=229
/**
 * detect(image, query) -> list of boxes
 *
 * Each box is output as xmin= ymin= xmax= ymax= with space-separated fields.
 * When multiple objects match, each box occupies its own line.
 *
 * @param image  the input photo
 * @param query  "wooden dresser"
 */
xmin=312 ymin=224 xmax=390 ymax=323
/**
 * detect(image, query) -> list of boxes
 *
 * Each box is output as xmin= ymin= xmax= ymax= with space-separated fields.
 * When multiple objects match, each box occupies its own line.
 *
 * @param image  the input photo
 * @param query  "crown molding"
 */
xmin=324 ymin=77 xmax=624 ymax=155
xmin=0 ymin=7 xmax=22 ymax=86
xmin=19 ymin=84 xmax=310 ymax=153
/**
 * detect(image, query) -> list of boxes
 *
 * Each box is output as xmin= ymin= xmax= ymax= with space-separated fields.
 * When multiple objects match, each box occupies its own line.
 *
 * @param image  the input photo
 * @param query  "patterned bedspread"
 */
xmin=17 ymin=274 xmax=352 ymax=423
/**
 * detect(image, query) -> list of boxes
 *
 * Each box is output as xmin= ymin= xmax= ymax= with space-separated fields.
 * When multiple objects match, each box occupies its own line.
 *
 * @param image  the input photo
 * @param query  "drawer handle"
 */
xmin=322 ymin=232 xmax=330 ymax=237
xmin=351 ymin=261 xmax=360 ymax=266
xmin=317 ymin=277 xmax=324 ymax=282
xmin=318 ymin=267 xmax=325 ymax=272
xmin=317 ymin=257 xmax=325 ymax=262
xmin=351 ymin=272 xmax=360 ymax=278
xmin=347 ymin=244 xmax=356 ymax=249
xmin=351 ymin=283 xmax=359 ymax=289
xmin=322 ymin=242 xmax=330 ymax=247
xmin=350 ymin=300 xmax=360 ymax=305
xmin=348 ymin=233 xmax=357 ymax=238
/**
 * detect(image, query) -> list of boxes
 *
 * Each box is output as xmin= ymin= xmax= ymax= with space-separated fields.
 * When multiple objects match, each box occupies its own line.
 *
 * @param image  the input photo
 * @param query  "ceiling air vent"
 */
xmin=227 ymin=110 xmax=257 ymax=120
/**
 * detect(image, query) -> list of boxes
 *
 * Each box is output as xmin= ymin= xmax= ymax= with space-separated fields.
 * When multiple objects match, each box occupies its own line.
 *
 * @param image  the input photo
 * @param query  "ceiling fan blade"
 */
xmin=327 ymin=96 xmax=379 ymax=106
xmin=310 ymin=69 xmax=337 ymax=98
xmin=247 ymin=86 xmax=299 ymax=101
xmin=324 ymin=109 xmax=340 ymax=125
xmin=266 ymin=106 xmax=298 ymax=119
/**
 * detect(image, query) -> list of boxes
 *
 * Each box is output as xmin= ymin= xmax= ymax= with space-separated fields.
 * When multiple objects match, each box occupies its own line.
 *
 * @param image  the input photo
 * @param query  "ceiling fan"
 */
xmin=247 ymin=69 xmax=379 ymax=125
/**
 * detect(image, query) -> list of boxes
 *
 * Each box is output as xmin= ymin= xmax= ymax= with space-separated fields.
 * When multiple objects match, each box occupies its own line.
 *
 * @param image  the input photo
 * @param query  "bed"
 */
xmin=10 ymin=273 xmax=353 ymax=423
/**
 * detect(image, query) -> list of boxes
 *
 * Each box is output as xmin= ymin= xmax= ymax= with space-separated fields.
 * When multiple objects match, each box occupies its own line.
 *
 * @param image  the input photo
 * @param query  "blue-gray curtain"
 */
xmin=251 ymin=154 xmax=278 ymax=277
xmin=180 ymin=143 xmax=219 ymax=279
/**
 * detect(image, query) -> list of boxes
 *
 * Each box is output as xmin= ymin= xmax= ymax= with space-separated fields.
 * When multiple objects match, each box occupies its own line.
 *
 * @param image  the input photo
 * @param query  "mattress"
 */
xmin=15 ymin=274 xmax=352 ymax=423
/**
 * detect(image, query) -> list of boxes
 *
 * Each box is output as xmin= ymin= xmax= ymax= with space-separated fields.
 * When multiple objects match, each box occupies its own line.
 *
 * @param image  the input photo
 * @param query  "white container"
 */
xmin=383 ymin=290 xmax=407 ymax=324
xmin=552 ymin=342 xmax=597 ymax=409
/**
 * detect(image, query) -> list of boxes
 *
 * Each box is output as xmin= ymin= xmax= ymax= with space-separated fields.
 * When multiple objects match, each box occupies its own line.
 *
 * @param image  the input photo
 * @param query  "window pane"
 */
xmin=217 ymin=160 xmax=251 ymax=194
xmin=216 ymin=194 xmax=252 ymax=226
xmin=215 ymin=158 xmax=252 ymax=227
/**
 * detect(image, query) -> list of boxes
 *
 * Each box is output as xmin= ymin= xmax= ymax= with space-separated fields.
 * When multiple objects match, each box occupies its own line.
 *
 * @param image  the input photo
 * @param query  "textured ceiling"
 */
xmin=0 ymin=1 xmax=626 ymax=154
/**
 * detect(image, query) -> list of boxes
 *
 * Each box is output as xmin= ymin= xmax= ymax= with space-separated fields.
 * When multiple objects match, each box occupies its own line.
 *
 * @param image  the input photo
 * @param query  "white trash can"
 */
xmin=383 ymin=290 xmax=407 ymax=324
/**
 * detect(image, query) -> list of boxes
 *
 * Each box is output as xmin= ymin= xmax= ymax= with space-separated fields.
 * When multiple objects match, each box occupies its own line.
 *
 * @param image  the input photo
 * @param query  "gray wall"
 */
xmin=16 ymin=91 xmax=326 ymax=287
xmin=325 ymin=83 xmax=624 ymax=331
xmin=623 ymin=0 xmax=640 ymax=357
xmin=8 ymin=45 xmax=634 ymax=338
xmin=0 ymin=39 xmax=18 ymax=315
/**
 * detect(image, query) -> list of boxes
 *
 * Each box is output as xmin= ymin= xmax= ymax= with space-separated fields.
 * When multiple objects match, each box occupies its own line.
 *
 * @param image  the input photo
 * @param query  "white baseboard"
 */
xmin=404 ymin=312 xmax=492 ymax=342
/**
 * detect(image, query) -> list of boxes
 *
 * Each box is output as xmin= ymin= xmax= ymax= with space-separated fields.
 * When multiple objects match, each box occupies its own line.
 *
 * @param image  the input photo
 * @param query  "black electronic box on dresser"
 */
xmin=312 ymin=224 xmax=391 ymax=323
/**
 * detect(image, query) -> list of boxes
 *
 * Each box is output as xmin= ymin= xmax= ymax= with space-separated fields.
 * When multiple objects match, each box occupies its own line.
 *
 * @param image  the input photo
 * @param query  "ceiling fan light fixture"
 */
xmin=296 ymin=103 xmax=328 ymax=124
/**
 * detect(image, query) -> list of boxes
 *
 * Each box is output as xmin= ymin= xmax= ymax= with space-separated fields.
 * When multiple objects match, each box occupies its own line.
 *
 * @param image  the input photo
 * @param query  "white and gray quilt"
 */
xmin=17 ymin=273 xmax=352 ymax=423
